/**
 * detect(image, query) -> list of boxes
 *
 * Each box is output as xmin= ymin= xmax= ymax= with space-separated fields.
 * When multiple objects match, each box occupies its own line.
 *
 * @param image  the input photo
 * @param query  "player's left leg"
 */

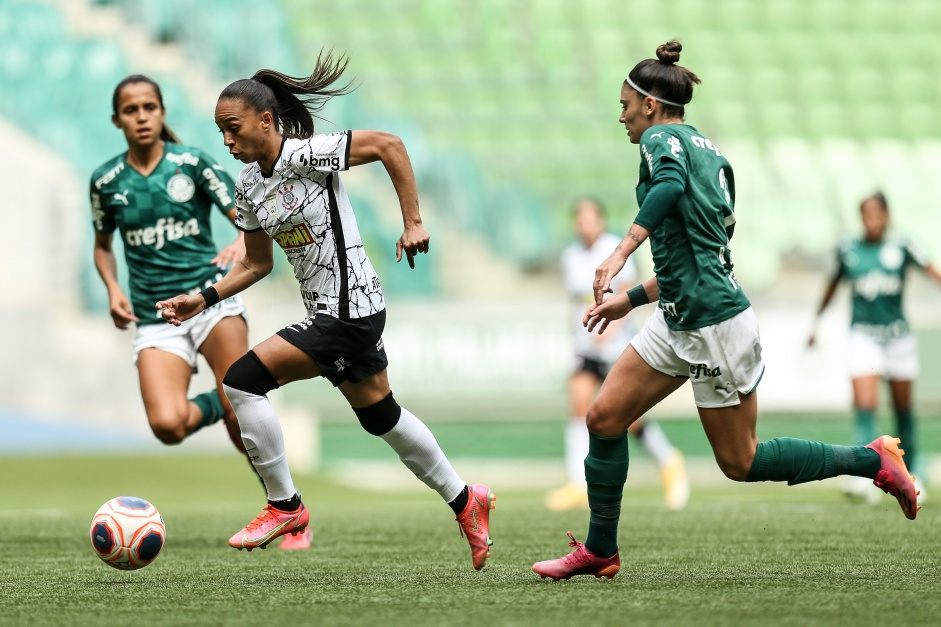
xmin=701 ymin=391 xmax=919 ymax=519
xmin=339 ymin=369 xmax=495 ymax=570
xmin=888 ymin=379 xmax=923 ymax=503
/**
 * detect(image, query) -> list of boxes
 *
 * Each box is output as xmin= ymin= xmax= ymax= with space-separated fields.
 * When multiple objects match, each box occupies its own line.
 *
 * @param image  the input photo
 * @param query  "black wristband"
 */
xmin=199 ymin=285 xmax=220 ymax=308
xmin=627 ymin=284 xmax=650 ymax=308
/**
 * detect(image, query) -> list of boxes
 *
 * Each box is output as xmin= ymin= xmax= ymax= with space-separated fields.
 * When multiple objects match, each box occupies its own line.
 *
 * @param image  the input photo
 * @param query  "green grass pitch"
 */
xmin=2 ymin=452 xmax=938 ymax=626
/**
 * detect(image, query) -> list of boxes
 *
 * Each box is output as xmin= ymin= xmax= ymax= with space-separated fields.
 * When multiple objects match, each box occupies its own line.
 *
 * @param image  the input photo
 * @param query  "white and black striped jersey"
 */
xmin=234 ymin=131 xmax=384 ymax=319
xmin=561 ymin=232 xmax=638 ymax=363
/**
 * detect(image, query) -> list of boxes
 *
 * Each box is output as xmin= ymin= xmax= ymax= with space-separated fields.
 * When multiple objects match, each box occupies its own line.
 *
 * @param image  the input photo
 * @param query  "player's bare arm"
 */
xmin=808 ymin=275 xmax=840 ymax=347
xmin=93 ymin=231 xmax=138 ymax=329
xmin=348 ymin=130 xmax=429 ymax=268
xmin=593 ymin=223 xmax=650 ymax=303
xmin=209 ymin=207 xmax=246 ymax=270
xmin=157 ymin=230 xmax=272 ymax=325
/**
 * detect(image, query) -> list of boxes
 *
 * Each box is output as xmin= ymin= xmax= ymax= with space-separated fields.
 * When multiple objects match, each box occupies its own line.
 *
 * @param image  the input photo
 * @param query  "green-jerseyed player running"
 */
xmin=90 ymin=75 xmax=310 ymax=551
xmin=809 ymin=192 xmax=941 ymax=505
xmin=532 ymin=40 xmax=920 ymax=581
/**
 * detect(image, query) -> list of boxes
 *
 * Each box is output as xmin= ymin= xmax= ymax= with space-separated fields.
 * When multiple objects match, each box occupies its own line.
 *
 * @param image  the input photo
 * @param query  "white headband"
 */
xmin=625 ymin=76 xmax=685 ymax=108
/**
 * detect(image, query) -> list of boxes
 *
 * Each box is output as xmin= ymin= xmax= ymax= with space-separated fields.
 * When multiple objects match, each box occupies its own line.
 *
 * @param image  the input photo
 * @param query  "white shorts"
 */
xmin=132 ymin=296 xmax=246 ymax=369
xmin=630 ymin=306 xmax=765 ymax=408
xmin=847 ymin=329 xmax=918 ymax=381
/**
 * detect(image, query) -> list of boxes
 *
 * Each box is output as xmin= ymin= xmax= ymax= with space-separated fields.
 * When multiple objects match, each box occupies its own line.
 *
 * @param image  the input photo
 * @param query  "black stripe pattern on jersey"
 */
xmin=326 ymin=172 xmax=350 ymax=319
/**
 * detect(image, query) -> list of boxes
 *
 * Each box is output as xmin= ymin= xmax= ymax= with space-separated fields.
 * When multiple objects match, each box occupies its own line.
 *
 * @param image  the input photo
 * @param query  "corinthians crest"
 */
xmin=278 ymin=183 xmax=299 ymax=211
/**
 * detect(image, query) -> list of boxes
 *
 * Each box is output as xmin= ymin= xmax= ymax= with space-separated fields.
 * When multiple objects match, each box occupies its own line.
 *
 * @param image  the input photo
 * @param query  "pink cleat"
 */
xmin=455 ymin=484 xmax=496 ymax=570
xmin=278 ymin=526 xmax=313 ymax=550
xmin=228 ymin=503 xmax=310 ymax=551
xmin=866 ymin=435 xmax=921 ymax=520
xmin=532 ymin=532 xmax=620 ymax=581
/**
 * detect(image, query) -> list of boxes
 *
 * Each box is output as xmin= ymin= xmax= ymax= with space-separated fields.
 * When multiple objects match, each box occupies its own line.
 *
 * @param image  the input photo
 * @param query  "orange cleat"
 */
xmin=532 ymin=532 xmax=620 ymax=581
xmin=866 ymin=435 xmax=921 ymax=520
xmin=455 ymin=484 xmax=496 ymax=570
xmin=278 ymin=526 xmax=313 ymax=550
xmin=228 ymin=503 xmax=310 ymax=551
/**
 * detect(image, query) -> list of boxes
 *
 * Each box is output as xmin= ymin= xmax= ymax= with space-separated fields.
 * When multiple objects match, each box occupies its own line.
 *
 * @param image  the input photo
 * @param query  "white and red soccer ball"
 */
xmin=90 ymin=496 xmax=166 ymax=570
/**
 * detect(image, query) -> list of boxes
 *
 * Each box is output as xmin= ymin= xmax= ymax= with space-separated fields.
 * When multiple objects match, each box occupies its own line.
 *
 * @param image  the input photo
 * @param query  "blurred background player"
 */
xmin=809 ymin=191 xmax=941 ymax=504
xmin=546 ymin=196 xmax=689 ymax=512
xmin=157 ymin=52 xmax=495 ymax=569
xmin=90 ymin=75 xmax=310 ymax=550
xmin=533 ymin=41 xmax=921 ymax=581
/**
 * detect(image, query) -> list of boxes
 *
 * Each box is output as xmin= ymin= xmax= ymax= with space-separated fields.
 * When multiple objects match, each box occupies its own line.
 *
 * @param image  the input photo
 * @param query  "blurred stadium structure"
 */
xmin=3 ymin=0 xmax=941 ymax=455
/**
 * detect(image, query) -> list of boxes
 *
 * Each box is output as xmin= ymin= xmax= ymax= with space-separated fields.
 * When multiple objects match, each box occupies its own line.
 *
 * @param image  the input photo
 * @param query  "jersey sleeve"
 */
xmin=286 ymin=131 xmax=352 ymax=174
xmin=640 ymin=127 xmax=689 ymax=182
xmin=196 ymin=151 xmax=237 ymax=212
xmin=233 ymin=176 xmax=262 ymax=232
xmin=89 ymin=176 xmax=115 ymax=234
xmin=902 ymin=237 xmax=930 ymax=270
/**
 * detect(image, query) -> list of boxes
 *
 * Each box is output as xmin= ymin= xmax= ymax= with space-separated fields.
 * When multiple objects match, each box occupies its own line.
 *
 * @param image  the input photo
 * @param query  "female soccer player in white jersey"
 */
xmin=546 ymin=197 xmax=689 ymax=512
xmin=156 ymin=52 xmax=495 ymax=569
xmin=532 ymin=41 xmax=920 ymax=581
xmin=809 ymin=192 xmax=941 ymax=504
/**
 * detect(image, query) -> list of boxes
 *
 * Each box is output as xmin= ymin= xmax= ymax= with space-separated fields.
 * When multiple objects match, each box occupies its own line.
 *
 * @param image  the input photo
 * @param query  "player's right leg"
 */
xmin=533 ymin=346 xmax=685 ymax=580
xmin=222 ymin=334 xmax=319 ymax=550
xmin=846 ymin=375 xmax=881 ymax=501
xmin=137 ymin=349 xmax=203 ymax=444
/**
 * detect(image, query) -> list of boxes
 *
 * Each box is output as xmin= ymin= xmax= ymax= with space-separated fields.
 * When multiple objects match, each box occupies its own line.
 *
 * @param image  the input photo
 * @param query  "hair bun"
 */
xmin=656 ymin=40 xmax=682 ymax=64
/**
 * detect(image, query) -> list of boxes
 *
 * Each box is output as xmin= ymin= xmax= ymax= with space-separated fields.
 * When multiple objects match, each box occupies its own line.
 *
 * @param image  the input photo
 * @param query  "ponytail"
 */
xmin=219 ymin=49 xmax=356 ymax=139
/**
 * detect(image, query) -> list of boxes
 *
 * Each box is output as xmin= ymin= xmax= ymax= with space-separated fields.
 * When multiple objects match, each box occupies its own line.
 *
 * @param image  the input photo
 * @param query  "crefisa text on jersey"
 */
xmin=124 ymin=216 xmax=200 ymax=249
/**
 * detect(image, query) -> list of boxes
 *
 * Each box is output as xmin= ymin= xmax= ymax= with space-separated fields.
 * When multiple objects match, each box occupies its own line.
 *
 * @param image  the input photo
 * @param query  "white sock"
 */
xmin=565 ymin=419 xmax=589 ymax=485
xmin=380 ymin=407 xmax=466 ymax=503
xmin=639 ymin=420 xmax=674 ymax=467
xmin=223 ymin=384 xmax=297 ymax=502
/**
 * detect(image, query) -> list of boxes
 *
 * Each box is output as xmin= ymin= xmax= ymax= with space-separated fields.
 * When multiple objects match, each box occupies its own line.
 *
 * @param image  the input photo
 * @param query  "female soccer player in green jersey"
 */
xmin=89 ymin=76 xmax=319 ymax=546
xmin=809 ymin=192 xmax=941 ymax=504
xmin=532 ymin=41 xmax=920 ymax=581
xmin=156 ymin=52 xmax=495 ymax=569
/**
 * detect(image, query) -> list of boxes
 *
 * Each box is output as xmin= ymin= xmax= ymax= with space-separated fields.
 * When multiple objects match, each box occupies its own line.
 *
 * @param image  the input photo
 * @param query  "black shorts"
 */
xmin=573 ymin=355 xmax=612 ymax=380
xmin=277 ymin=310 xmax=388 ymax=387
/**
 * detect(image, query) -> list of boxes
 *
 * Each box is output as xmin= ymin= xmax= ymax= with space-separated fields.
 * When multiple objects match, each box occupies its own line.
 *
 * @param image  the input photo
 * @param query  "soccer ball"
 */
xmin=90 ymin=496 xmax=166 ymax=570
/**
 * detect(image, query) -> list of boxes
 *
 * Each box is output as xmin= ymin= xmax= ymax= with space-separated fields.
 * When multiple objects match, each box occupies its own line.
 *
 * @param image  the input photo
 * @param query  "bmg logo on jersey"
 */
xmin=273 ymin=223 xmax=314 ymax=249
xmin=125 ymin=217 xmax=200 ymax=249
xmin=689 ymin=363 xmax=722 ymax=379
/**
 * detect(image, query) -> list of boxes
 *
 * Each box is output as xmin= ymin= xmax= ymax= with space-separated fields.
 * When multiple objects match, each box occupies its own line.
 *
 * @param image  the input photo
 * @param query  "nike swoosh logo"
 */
xmin=243 ymin=519 xmax=292 ymax=545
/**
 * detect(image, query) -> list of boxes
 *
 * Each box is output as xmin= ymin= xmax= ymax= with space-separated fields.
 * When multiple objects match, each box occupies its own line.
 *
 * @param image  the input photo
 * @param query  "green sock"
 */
xmin=896 ymin=409 xmax=917 ymax=474
xmin=854 ymin=408 xmax=876 ymax=446
xmin=746 ymin=438 xmax=881 ymax=485
xmin=584 ymin=433 xmax=628 ymax=559
xmin=191 ymin=390 xmax=225 ymax=433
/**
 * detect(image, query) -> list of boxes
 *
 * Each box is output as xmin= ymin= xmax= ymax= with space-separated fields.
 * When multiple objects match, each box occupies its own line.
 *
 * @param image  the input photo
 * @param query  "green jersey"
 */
xmin=833 ymin=234 xmax=928 ymax=337
xmin=636 ymin=124 xmax=750 ymax=331
xmin=89 ymin=143 xmax=236 ymax=326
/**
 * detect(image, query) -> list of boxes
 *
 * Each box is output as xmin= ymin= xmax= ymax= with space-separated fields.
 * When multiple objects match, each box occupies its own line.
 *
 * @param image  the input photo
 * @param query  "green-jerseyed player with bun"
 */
xmin=90 ymin=76 xmax=313 ymax=548
xmin=533 ymin=40 xmax=921 ymax=581
xmin=809 ymin=192 xmax=941 ymax=505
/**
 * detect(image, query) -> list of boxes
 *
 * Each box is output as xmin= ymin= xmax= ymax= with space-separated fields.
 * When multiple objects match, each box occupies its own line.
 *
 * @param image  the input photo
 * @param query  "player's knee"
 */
xmin=148 ymin=416 xmax=187 ymax=445
xmin=715 ymin=453 xmax=753 ymax=482
xmin=222 ymin=350 xmax=280 ymax=397
xmin=586 ymin=403 xmax=631 ymax=437
xmin=353 ymin=392 xmax=401 ymax=436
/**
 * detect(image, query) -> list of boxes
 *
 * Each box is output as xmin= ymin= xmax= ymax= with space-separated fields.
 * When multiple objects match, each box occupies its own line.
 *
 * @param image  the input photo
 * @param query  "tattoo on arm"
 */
xmin=626 ymin=231 xmax=642 ymax=244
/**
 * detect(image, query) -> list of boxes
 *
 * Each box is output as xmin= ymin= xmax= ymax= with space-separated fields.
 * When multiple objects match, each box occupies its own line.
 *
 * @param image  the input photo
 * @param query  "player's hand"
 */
xmin=396 ymin=223 xmax=430 ymax=269
xmin=583 ymin=293 xmax=632 ymax=335
xmin=155 ymin=294 xmax=205 ymax=327
xmin=211 ymin=236 xmax=245 ymax=270
xmin=593 ymin=252 xmax=628 ymax=304
xmin=109 ymin=293 xmax=138 ymax=330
